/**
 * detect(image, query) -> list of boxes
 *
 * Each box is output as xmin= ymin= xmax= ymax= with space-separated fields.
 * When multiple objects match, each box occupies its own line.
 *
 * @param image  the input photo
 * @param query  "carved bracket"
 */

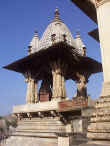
xmin=95 ymin=0 xmax=110 ymax=7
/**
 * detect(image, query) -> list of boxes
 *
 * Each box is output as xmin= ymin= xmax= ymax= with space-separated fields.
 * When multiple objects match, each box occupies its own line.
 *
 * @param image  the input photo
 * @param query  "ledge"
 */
xmin=13 ymin=100 xmax=59 ymax=114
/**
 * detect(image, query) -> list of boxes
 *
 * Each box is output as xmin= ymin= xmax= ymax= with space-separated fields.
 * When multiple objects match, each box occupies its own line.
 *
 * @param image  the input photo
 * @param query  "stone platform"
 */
xmin=13 ymin=100 xmax=59 ymax=114
xmin=5 ymin=100 xmax=95 ymax=146
xmin=5 ymin=117 xmax=63 ymax=146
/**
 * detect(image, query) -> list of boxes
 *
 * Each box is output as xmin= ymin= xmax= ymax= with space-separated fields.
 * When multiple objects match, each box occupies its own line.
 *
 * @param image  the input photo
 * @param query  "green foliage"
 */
xmin=5 ymin=119 xmax=17 ymax=129
xmin=5 ymin=120 xmax=10 ymax=130
xmin=10 ymin=119 xmax=17 ymax=128
xmin=0 ymin=115 xmax=17 ymax=135
xmin=0 ymin=116 xmax=3 ymax=120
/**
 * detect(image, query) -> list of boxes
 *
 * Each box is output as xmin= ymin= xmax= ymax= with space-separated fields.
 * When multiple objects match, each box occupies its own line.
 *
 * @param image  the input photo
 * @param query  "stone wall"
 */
xmin=5 ymin=136 xmax=57 ymax=146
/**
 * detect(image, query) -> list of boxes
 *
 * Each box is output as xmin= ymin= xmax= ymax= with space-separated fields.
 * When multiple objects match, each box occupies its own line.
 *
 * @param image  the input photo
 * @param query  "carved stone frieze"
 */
xmin=27 ymin=113 xmax=32 ymax=120
xmin=24 ymin=72 xmax=38 ymax=104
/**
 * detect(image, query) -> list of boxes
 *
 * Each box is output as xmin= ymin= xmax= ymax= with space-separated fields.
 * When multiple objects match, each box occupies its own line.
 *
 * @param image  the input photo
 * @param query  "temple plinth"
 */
xmin=4 ymin=9 xmax=102 ymax=146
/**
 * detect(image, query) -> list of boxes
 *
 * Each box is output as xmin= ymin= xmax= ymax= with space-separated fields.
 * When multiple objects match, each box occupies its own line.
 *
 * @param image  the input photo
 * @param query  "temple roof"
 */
xmin=29 ymin=8 xmax=85 ymax=55
xmin=4 ymin=42 xmax=102 ymax=80
xmin=39 ymin=9 xmax=78 ymax=51
xmin=3 ymin=9 xmax=102 ymax=80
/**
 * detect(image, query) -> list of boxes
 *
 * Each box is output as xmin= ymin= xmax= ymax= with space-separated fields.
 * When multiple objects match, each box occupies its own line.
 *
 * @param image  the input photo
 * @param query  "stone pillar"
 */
xmin=76 ymin=72 xmax=87 ymax=98
xmin=87 ymin=2 xmax=110 ymax=141
xmin=51 ymin=61 xmax=66 ymax=99
xmin=34 ymin=82 xmax=38 ymax=103
xmin=95 ymin=0 xmax=110 ymax=96
xmin=30 ymin=78 xmax=35 ymax=103
xmin=25 ymin=77 xmax=31 ymax=104
xmin=25 ymin=72 xmax=38 ymax=104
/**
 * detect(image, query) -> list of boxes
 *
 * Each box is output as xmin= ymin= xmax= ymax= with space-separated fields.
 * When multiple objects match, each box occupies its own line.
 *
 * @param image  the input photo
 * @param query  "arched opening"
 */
xmin=37 ymin=80 xmax=52 ymax=102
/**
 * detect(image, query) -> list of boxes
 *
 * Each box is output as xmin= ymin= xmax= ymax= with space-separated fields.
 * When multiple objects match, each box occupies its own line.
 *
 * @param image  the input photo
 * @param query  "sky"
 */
xmin=0 ymin=0 xmax=103 ymax=116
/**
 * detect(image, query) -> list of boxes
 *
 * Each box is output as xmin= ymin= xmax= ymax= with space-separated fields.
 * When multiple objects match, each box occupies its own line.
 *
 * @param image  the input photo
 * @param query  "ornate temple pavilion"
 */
xmin=4 ymin=9 xmax=102 ymax=146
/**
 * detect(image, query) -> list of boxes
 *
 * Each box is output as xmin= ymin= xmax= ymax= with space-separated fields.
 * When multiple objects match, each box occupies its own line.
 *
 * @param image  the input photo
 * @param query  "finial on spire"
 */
xmin=34 ymin=30 xmax=38 ymax=37
xmin=55 ymin=8 xmax=59 ymax=16
xmin=52 ymin=8 xmax=62 ymax=22
xmin=54 ymin=8 xmax=60 ymax=20
xmin=76 ymin=30 xmax=80 ymax=38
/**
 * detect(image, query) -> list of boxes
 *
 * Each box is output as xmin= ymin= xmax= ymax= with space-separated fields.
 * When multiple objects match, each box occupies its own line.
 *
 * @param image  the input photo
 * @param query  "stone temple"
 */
xmin=4 ymin=9 xmax=103 ymax=146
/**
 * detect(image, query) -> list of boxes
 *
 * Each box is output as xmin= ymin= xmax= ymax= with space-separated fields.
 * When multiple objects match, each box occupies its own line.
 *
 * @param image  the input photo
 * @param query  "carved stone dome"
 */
xmin=29 ymin=8 xmax=86 ymax=55
xmin=39 ymin=8 xmax=78 ymax=51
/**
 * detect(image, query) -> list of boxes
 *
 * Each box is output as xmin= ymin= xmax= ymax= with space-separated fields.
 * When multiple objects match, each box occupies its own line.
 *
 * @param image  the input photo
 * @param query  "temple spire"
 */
xmin=76 ymin=31 xmax=80 ymax=39
xmin=54 ymin=8 xmax=60 ymax=20
xmin=75 ymin=31 xmax=86 ymax=56
xmin=34 ymin=30 xmax=38 ymax=38
xmin=28 ymin=30 xmax=39 ymax=55
xmin=52 ymin=8 xmax=62 ymax=22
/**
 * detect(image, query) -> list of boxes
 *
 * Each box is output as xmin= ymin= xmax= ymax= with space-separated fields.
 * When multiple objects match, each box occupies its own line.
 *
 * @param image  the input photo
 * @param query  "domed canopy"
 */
xmin=27 ymin=8 xmax=86 ymax=55
xmin=38 ymin=9 xmax=80 ymax=54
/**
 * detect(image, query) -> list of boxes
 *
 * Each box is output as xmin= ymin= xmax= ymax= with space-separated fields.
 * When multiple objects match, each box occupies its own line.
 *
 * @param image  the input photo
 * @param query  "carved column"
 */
xmin=25 ymin=72 xmax=38 ymax=104
xmin=61 ymin=74 xmax=66 ymax=98
xmin=51 ymin=61 xmax=66 ymax=99
xmin=25 ymin=77 xmax=31 ymax=104
xmin=75 ymin=72 xmax=87 ymax=98
xmin=88 ymin=2 xmax=110 ymax=142
xmin=95 ymin=0 xmax=110 ymax=96
xmin=34 ymin=82 xmax=38 ymax=103
xmin=30 ymin=78 xmax=35 ymax=103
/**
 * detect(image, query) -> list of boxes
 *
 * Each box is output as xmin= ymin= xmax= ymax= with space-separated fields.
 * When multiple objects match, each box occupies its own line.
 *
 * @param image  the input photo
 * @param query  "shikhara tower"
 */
xmin=4 ymin=9 xmax=102 ymax=146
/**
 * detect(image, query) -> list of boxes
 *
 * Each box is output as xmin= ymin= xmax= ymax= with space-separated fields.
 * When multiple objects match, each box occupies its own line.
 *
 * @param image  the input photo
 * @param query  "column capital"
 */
xmin=95 ymin=0 xmax=110 ymax=7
